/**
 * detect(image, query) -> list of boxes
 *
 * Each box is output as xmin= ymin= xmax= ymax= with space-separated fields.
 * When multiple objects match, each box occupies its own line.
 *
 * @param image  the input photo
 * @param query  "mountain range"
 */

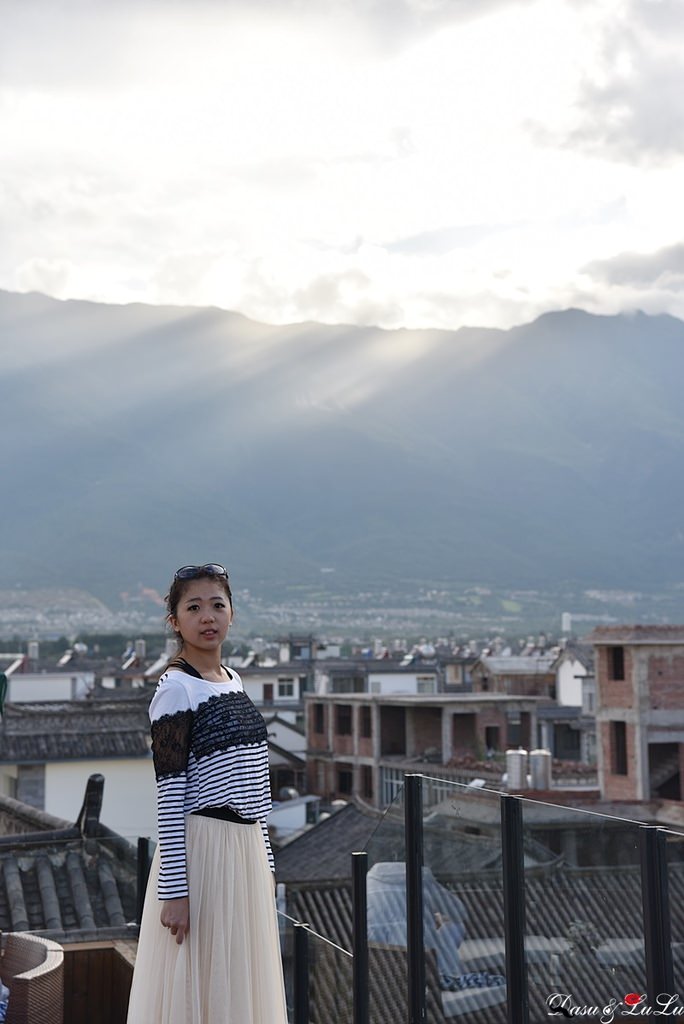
xmin=2 ymin=289 xmax=683 ymax=611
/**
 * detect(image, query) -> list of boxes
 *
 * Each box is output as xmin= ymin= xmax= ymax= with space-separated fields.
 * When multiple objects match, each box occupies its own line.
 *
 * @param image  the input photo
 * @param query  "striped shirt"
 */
xmin=149 ymin=667 xmax=274 ymax=900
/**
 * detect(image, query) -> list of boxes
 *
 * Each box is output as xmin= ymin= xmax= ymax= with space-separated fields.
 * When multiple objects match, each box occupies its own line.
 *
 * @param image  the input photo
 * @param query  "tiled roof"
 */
xmin=0 ymin=698 xmax=151 ymax=762
xmin=268 ymin=741 xmax=305 ymax=765
xmin=476 ymin=656 xmax=557 ymax=674
xmin=587 ymin=625 xmax=684 ymax=645
xmin=287 ymin=852 xmax=684 ymax=1024
xmin=563 ymin=642 xmax=594 ymax=670
xmin=0 ymin=775 xmax=138 ymax=942
xmin=275 ymin=804 xmax=382 ymax=884
xmin=278 ymin=799 xmax=684 ymax=1022
xmin=274 ymin=801 xmax=555 ymax=885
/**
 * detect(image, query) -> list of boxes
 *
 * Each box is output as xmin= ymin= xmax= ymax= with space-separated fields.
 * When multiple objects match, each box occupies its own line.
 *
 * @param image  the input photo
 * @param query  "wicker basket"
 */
xmin=1 ymin=933 xmax=64 ymax=1024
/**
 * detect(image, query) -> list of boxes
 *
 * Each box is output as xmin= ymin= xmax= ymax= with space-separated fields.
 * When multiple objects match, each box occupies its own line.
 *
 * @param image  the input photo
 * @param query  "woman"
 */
xmin=127 ymin=563 xmax=288 ymax=1024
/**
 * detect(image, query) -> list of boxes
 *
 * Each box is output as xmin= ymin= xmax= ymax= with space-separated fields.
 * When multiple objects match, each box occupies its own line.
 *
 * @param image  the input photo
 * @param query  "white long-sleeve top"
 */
xmin=149 ymin=666 xmax=274 ymax=900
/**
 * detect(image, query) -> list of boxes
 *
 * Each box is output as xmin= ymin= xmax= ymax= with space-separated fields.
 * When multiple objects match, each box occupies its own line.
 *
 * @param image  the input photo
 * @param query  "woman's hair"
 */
xmin=165 ymin=568 xmax=234 ymax=647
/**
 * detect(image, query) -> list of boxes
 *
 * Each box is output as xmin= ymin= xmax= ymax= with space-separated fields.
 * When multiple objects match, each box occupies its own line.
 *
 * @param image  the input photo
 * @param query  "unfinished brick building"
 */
xmin=589 ymin=625 xmax=684 ymax=802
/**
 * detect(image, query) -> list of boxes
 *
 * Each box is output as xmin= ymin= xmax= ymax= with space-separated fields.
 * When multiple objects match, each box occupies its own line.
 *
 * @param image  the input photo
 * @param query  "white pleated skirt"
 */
xmin=126 ymin=814 xmax=288 ymax=1024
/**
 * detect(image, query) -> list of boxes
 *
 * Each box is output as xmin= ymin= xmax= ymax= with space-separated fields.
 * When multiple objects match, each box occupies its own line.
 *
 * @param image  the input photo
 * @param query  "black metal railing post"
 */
xmin=352 ymin=851 xmax=369 ymax=1024
xmin=501 ymin=795 xmax=529 ymax=1024
xmin=136 ymin=837 xmax=152 ymax=925
xmin=640 ymin=825 xmax=674 ymax=1001
xmin=293 ymin=921 xmax=310 ymax=1024
xmin=405 ymin=773 xmax=425 ymax=1024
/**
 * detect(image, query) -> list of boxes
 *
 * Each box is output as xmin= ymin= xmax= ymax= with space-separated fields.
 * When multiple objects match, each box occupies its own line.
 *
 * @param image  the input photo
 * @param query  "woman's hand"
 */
xmin=160 ymin=897 xmax=190 ymax=944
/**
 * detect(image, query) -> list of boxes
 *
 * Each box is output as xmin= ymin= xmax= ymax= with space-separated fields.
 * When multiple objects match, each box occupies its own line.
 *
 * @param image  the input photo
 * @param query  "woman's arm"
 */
xmin=150 ymin=677 xmax=193 ymax=903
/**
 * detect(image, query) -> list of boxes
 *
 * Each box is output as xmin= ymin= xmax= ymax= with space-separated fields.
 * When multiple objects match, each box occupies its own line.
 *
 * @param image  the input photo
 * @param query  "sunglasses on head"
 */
xmin=174 ymin=564 xmax=228 ymax=580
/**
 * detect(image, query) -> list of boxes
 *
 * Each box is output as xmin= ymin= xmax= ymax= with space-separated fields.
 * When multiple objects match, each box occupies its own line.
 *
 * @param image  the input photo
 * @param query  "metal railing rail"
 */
xmin=131 ymin=773 xmax=683 ymax=1023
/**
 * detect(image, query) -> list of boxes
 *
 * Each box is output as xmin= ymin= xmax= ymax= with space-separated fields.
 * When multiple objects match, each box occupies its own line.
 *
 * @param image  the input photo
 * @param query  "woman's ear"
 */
xmin=168 ymin=614 xmax=179 ymax=635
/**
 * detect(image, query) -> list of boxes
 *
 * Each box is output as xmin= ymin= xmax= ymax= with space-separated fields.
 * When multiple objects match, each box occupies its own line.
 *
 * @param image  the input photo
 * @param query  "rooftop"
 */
xmin=587 ymin=625 xmax=684 ymax=645
xmin=0 ymin=698 xmax=151 ymax=762
xmin=0 ymin=774 xmax=138 ymax=942
xmin=305 ymin=692 xmax=544 ymax=706
xmin=475 ymin=655 xmax=557 ymax=674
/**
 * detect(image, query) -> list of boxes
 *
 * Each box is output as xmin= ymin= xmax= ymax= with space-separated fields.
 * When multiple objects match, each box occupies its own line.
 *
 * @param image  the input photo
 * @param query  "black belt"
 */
xmin=192 ymin=806 xmax=257 ymax=825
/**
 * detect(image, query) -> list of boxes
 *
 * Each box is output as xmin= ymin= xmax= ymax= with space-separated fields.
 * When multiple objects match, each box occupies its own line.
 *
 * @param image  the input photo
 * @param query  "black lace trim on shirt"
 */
xmin=151 ymin=708 xmax=193 ymax=779
xmin=190 ymin=692 xmax=268 ymax=760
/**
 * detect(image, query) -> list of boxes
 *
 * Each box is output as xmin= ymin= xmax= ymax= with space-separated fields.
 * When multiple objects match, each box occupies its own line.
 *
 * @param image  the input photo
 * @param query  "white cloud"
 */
xmin=534 ymin=0 xmax=684 ymax=163
xmin=1 ymin=0 xmax=684 ymax=329
xmin=583 ymin=243 xmax=684 ymax=287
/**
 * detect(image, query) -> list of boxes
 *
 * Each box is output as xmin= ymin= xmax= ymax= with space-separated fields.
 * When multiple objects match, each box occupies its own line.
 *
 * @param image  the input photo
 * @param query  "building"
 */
xmin=536 ymin=643 xmax=596 ymax=763
xmin=471 ymin=654 xmax=557 ymax=698
xmin=315 ymin=658 xmax=442 ymax=697
xmin=0 ymin=650 xmax=95 ymax=702
xmin=0 ymin=686 xmax=305 ymax=846
xmin=306 ymin=692 xmax=542 ymax=807
xmin=588 ymin=625 xmax=684 ymax=803
xmin=0 ymin=696 xmax=156 ymax=841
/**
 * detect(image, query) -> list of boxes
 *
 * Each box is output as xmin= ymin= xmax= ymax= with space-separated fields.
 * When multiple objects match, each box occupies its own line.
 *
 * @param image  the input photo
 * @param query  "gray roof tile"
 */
xmin=0 ymin=775 xmax=138 ymax=941
xmin=0 ymin=698 xmax=151 ymax=762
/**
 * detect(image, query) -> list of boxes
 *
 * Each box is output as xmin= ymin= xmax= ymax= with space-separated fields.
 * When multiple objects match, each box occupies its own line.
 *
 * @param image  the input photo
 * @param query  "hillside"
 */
xmin=2 ymin=289 xmax=683 ymax=608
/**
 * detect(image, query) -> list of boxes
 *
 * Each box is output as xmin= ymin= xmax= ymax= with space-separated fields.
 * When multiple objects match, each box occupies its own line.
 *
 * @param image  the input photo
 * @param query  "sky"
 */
xmin=2 ymin=0 xmax=684 ymax=331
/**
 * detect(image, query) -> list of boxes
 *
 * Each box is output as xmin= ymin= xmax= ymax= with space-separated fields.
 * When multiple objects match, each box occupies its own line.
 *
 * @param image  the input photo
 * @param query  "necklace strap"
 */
xmin=167 ymin=657 xmax=233 ymax=681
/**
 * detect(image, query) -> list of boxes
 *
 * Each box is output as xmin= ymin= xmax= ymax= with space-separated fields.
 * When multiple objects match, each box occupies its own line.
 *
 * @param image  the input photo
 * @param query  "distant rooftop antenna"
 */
xmin=561 ymin=612 xmax=572 ymax=634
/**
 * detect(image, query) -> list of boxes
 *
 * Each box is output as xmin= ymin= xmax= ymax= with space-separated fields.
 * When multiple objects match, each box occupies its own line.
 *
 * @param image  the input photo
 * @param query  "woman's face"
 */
xmin=169 ymin=577 xmax=233 ymax=655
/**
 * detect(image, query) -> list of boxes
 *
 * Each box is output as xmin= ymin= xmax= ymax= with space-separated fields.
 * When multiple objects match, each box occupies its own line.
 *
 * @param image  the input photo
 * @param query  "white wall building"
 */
xmin=5 ymin=670 xmax=95 ymax=703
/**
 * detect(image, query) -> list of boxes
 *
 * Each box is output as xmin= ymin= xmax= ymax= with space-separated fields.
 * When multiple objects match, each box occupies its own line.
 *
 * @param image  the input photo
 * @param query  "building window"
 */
xmin=335 ymin=704 xmax=353 ymax=735
xmin=611 ymin=721 xmax=628 ymax=775
xmin=507 ymin=712 xmax=522 ymax=748
xmin=306 ymin=800 xmax=320 ymax=825
xmin=484 ymin=726 xmax=500 ymax=752
xmin=361 ymin=764 xmax=373 ymax=799
xmin=608 ymin=647 xmax=625 ymax=681
xmin=381 ymin=767 xmax=404 ymax=807
xmin=583 ymin=683 xmax=595 ymax=715
xmin=417 ymin=675 xmax=436 ymax=694
xmin=337 ymin=766 xmax=353 ymax=794
xmin=360 ymin=706 xmax=372 ymax=738
xmin=313 ymin=703 xmax=325 ymax=734
xmin=332 ymin=675 xmax=365 ymax=694
xmin=278 ymin=678 xmax=295 ymax=698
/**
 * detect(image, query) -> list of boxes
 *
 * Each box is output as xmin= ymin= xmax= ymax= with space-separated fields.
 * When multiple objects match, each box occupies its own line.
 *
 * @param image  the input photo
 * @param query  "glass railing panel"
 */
xmin=422 ymin=776 xmax=508 ymax=1024
xmin=276 ymin=909 xmax=296 ymax=1022
xmin=662 ymin=828 xmax=684 ymax=997
xmin=308 ymin=926 xmax=354 ymax=1024
xmin=365 ymin=780 xmax=406 ymax=869
xmin=519 ymin=796 xmax=646 ymax=1020
xmin=365 ymin=776 xmax=509 ymax=1023
xmin=363 ymin=781 xmax=408 ymax=1023
xmin=277 ymin=912 xmax=353 ymax=1024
